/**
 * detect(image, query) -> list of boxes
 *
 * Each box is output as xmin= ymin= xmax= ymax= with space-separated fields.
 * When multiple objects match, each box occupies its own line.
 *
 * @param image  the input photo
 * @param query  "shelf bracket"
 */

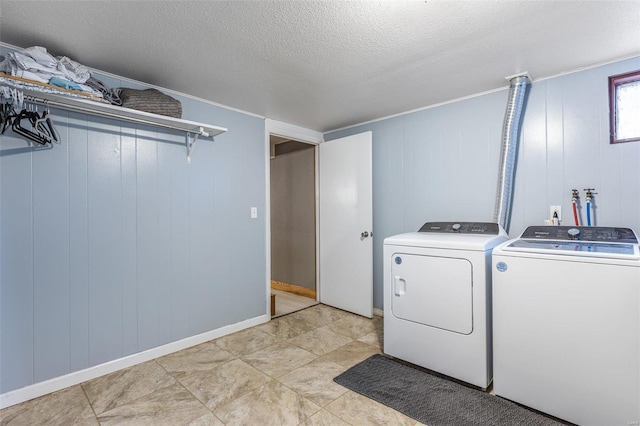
xmin=186 ymin=127 xmax=211 ymax=164
xmin=186 ymin=132 xmax=198 ymax=164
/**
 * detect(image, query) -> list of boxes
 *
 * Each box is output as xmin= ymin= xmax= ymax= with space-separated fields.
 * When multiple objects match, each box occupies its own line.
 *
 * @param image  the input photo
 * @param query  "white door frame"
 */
xmin=264 ymin=119 xmax=323 ymax=317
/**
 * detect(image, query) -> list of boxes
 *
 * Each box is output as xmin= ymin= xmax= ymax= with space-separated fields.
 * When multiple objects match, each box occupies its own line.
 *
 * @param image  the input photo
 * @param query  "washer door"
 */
xmin=391 ymin=253 xmax=473 ymax=334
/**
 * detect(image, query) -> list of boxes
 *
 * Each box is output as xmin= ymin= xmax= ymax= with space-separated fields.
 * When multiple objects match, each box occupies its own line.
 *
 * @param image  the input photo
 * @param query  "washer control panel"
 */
xmin=520 ymin=226 xmax=638 ymax=243
xmin=418 ymin=222 xmax=500 ymax=235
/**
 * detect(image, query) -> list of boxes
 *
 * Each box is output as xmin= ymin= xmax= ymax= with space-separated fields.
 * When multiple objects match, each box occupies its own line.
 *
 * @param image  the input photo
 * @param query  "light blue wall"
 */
xmin=0 ymin=46 xmax=266 ymax=393
xmin=325 ymin=57 xmax=640 ymax=310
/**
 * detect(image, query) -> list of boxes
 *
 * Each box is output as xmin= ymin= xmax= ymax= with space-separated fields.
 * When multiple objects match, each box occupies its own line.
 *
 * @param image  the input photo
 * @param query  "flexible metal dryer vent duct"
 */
xmin=493 ymin=74 xmax=530 ymax=233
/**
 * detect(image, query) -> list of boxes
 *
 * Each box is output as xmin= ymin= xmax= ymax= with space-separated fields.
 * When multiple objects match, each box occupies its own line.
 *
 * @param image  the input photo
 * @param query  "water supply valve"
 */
xmin=583 ymin=188 xmax=596 ymax=227
xmin=584 ymin=188 xmax=596 ymax=200
xmin=571 ymin=189 xmax=580 ymax=226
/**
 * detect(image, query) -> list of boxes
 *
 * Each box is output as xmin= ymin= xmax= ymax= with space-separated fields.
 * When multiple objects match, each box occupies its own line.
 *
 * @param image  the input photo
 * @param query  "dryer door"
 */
xmin=390 ymin=253 xmax=473 ymax=334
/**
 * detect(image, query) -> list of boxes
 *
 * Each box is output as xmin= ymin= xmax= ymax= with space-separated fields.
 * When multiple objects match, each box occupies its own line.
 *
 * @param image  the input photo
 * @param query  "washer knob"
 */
xmin=451 ymin=223 xmax=461 ymax=232
xmin=567 ymin=228 xmax=580 ymax=239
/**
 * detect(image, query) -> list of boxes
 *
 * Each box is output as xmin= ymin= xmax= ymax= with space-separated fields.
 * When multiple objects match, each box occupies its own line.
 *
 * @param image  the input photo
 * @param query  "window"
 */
xmin=609 ymin=70 xmax=640 ymax=144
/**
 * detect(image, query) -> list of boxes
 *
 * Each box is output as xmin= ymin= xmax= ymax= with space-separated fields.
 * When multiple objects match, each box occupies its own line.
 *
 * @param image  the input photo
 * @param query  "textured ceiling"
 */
xmin=1 ymin=1 xmax=639 ymax=132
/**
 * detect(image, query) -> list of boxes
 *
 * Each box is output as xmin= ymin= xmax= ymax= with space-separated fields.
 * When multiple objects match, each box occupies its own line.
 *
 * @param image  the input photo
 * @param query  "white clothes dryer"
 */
xmin=492 ymin=226 xmax=640 ymax=426
xmin=383 ymin=222 xmax=508 ymax=390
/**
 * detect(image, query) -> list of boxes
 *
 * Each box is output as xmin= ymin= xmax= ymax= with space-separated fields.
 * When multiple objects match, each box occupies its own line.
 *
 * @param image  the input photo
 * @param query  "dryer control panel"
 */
xmin=520 ymin=226 xmax=638 ymax=243
xmin=418 ymin=222 xmax=500 ymax=235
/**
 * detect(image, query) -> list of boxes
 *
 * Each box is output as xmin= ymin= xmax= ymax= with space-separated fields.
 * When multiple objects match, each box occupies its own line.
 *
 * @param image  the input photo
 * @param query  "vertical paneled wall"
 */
xmin=0 ymin=46 xmax=266 ymax=393
xmin=325 ymin=56 xmax=640 ymax=310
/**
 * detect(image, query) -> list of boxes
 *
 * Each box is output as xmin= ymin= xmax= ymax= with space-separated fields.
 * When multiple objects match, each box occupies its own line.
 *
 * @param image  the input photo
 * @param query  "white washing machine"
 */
xmin=383 ymin=222 xmax=508 ymax=390
xmin=492 ymin=226 xmax=640 ymax=426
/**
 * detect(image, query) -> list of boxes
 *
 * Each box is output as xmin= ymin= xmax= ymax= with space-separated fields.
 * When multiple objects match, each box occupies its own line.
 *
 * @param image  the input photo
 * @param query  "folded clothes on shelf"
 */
xmin=85 ymin=77 xmax=122 ymax=106
xmin=117 ymin=88 xmax=182 ymax=118
xmin=0 ymin=46 xmax=101 ymax=98
xmin=1 ymin=46 xmax=181 ymax=118
xmin=0 ymin=73 xmax=107 ymax=102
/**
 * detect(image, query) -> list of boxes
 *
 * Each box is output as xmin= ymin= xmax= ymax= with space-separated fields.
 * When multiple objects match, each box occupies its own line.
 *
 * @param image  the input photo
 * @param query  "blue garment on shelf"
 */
xmin=49 ymin=76 xmax=82 ymax=91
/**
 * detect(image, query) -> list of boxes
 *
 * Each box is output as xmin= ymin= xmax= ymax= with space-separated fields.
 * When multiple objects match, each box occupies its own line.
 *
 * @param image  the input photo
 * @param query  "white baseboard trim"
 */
xmin=373 ymin=307 xmax=384 ymax=317
xmin=0 ymin=313 xmax=269 ymax=410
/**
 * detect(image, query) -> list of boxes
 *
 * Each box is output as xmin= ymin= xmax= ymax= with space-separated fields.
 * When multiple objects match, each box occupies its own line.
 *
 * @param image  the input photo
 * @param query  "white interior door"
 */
xmin=319 ymin=131 xmax=373 ymax=317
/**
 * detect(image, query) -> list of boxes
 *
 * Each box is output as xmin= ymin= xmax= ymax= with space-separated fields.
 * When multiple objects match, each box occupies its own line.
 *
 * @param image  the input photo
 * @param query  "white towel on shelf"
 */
xmin=21 ymin=46 xmax=57 ymax=68
xmin=0 ymin=46 xmax=91 ymax=85
xmin=57 ymin=56 xmax=90 ymax=84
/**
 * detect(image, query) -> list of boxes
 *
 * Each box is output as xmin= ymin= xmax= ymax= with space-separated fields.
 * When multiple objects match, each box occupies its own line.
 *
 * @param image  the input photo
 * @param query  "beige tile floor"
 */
xmin=0 ymin=304 xmax=427 ymax=426
xmin=272 ymin=289 xmax=319 ymax=318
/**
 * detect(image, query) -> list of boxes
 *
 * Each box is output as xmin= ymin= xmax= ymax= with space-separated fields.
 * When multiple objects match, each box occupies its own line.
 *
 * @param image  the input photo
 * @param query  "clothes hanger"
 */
xmin=0 ymin=90 xmax=60 ymax=145
xmin=34 ymin=110 xmax=60 ymax=144
xmin=11 ymin=108 xmax=51 ymax=145
xmin=1 ymin=103 xmax=18 ymax=135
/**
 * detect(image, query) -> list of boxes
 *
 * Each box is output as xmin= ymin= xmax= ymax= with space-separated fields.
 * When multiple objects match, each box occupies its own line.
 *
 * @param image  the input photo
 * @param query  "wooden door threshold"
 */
xmin=271 ymin=280 xmax=316 ymax=299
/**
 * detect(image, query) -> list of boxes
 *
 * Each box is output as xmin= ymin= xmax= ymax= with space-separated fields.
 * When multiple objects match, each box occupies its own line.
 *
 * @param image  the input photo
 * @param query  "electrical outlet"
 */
xmin=550 ymin=205 xmax=562 ymax=222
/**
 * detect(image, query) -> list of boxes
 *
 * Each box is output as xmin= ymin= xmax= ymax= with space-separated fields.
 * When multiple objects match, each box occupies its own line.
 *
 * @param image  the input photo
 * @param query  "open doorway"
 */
xmin=269 ymin=135 xmax=319 ymax=317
